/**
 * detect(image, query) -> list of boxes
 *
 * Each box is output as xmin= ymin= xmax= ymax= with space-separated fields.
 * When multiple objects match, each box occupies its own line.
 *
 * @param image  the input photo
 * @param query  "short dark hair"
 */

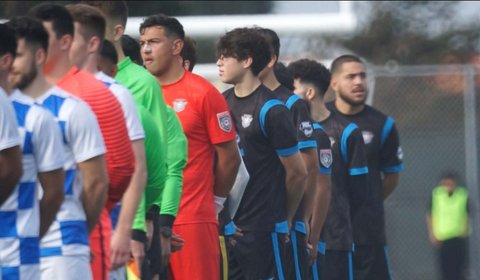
xmin=216 ymin=27 xmax=270 ymax=76
xmin=439 ymin=171 xmax=459 ymax=182
xmin=288 ymin=59 xmax=331 ymax=97
xmin=100 ymin=39 xmax=117 ymax=66
xmin=274 ymin=62 xmax=293 ymax=91
xmin=139 ymin=14 xmax=185 ymax=40
xmin=0 ymin=23 xmax=17 ymax=57
xmin=6 ymin=16 xmax=49 ymax=53
xmin=181 ymin=36 xmax=197 ymax=71
xmin=28 ymin=3 xmax=74 ymax=38
xmin=121 ymin=34 xmax=142 ymax=65
xmin=81 ymin=1 xmax=128 ymax=27
xmin=255 ymin=27 xmax=280 ymax=60
xmin=66 ymin=4 xmax=106 ymax=41
xmin=330 ymin=54 xmax=364 ymax=75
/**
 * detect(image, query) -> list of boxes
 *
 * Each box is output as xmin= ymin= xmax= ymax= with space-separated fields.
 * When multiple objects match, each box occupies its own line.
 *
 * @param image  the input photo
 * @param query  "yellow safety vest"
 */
xmin=431 ymin=186 xmax=469 ymax=241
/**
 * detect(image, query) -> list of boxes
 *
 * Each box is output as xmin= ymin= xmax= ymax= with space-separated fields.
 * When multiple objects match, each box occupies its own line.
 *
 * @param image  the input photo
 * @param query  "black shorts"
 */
xmin=285 ymin=221 xmax=309 ymax=280
xmin=315 ymin=248 xmax=353 ymax=280
xmin=229 ymin=222 xmax=288 ymax=280
xmin=353 ymin=245 xmax=392 ymax=280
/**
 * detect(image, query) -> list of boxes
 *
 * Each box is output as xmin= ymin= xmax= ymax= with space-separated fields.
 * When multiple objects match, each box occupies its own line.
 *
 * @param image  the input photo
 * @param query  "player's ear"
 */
xmin=113 ymin=24 xmax=124 ymax=41
xmin=242 ymin=56 xmax=253 ymax=69
xmin=306 ymin=87 xmax=316 ymax=101
xmin=330 ymin=76 xmax=338 ymax=92
xmin=35 ymin=47 xmax=47 ymax=66
xmin=172 ymin=39 xmax=184 ymax=56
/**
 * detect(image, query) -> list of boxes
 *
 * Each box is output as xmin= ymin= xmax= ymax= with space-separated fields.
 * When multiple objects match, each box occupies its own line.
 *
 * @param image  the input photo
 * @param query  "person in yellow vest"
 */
xmin=426 ymin=172 xmax=470 ymax=280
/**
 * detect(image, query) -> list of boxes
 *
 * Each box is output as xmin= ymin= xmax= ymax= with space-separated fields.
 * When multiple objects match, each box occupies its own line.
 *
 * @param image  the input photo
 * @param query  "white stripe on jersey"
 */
xmin=0 ymin=87 xmax=21 ymax=150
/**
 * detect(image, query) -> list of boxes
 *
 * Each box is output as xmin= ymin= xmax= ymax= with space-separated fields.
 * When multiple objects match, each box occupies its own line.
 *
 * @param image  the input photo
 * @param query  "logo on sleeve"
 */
xmin=361 ymin=131 xmax=374 ymax=144
xmin=173 ymin=99 xmax=187 ymax=112
xmin=299 ymin=121 xmax=313 ymax=137
xmin=320 ymin=149 xmax=333 ymax=168
xmin=241 ymin=114 xmax=253 ymax=128
xmin=397 ymin=146 xmax=403 ymax=161
xmin=217 ymin=111 xmax=232 ymax=132
xmin=329 ymin=137 xmax=336 ymax=148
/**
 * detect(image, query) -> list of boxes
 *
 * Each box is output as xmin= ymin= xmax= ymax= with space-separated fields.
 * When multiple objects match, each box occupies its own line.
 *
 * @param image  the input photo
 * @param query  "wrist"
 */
xmin=159 ymin=226 xmax=172 ymax=238
xmin=131 ymin=229 xmax=147 ymax=242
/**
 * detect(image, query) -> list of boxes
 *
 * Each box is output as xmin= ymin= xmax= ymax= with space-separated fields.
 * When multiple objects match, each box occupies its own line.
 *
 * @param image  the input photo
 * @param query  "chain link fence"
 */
xmin=365 ymin=65 xmax=479 ymax=280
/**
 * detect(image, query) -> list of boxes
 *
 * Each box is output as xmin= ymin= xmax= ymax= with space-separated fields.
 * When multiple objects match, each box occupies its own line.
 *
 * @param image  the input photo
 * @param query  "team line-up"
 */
xmin=0 ymin=2 xmax=404 ymax=280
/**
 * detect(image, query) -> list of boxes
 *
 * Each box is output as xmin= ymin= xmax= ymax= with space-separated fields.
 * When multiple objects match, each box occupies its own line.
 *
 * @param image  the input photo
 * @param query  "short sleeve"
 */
xmin=202 ymin=87 xmax=236 ymax=144
xmin=264 ymin=103 xmax=299 ymax=157
xmin=290 ymin=97 xmax=317 ymax=150
xmin=68 ymin=101 xmax=106 ymax=163
xmin=380 ymin=117 xmax=404 ymax=173
xmin=110 ymin=84 xmax=145 ymax=141
xmin=0 ymin=89 xmax=20 ymax=150
xmin=31 ymin=106 xmax=65 ymax=172
xmin=342 ymin=124 xmax=368 ymax=176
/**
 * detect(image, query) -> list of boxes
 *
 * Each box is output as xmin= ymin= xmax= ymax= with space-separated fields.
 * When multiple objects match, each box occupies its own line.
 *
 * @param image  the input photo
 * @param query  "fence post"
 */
xmin=464 ymin=65 xmax=479 ymax=279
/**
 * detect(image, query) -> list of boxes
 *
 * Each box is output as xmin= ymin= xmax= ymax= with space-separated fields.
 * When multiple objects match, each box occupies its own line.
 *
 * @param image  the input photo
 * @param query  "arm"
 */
xmin=0 ymin=146 xmax=22 ymax=204
xmin=38 ymin=168 xmax=65 ymax=237
xmin=308 ymin=174 xmax=331 ymax=264
xmin=111 ymin=139 xmax=147 ymax=269
xmin=279 ymin=152 xmax=307 ymax=228
xmin=383 ymin=173 xmax=400 ymax=200
xmin=426 ymin=213 xmax=440 ymax=247
xmin=299 ymin=148 xmax=320 ymax=223
xmin=214 ymin=140 xmax=241 ymax=197
xmin=78 ymin=155 xmax=108 ymax=232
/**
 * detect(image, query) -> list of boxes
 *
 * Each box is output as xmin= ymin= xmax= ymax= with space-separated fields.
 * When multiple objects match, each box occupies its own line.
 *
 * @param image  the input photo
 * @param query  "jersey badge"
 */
xmin=362 ymin=131 xmax=374 ymax=144
xmin=320 ymin=149 xmax=333 ymax=168
xmin=299 ymin=121 xmax=313 ymax=137
xmin=173 ymin=99 xmax=187 ymax=112
xmin=217 ymin=111 xmax=232 ymax=132
xmin=241 ymin=114 xmax=253 ymax=128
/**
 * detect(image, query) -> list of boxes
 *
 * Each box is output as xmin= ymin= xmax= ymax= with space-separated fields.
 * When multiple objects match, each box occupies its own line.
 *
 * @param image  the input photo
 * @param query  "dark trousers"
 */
xmin=353 ymin=245 xmax=392 ymax=280
xmin=438 ymin=237 xmax=467 ymax=280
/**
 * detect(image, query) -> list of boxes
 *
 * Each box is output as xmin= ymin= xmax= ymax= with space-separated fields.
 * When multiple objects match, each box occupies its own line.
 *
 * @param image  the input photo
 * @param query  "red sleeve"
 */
xmin=202 ymin=86 xmax=236 ymax=144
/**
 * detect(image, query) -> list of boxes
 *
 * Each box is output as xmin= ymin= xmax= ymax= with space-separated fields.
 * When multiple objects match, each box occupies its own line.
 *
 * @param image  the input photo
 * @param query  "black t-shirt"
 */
xmin=223 ymin=85 xmax=298 ymax=231
xmin=319 ymin=111 xmax=368 ymax=250
xmin=327 ymin=102 xmax=403 ymax=245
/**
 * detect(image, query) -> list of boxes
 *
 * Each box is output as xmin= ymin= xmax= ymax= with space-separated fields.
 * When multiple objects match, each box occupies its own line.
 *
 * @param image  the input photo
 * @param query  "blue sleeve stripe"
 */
xmin=382 ymin=163 xmax=404 ymax=173
xmin=298 ymin=140 xmax=317 ymax=150
xmin=224 ymin=221 xmax=236 ymax=236
xmin=341 ymin=123 xmax=358 ymax=163
xmin=381 ymin=117 xmax=395 ymax=147
xmin=349 ymin=167 xmax=368 ymax=176
xmin=319 ymin=167 xmax=332 ymax=175
xmin=276 ymin=145 xmax=299 ymax=157
xmin=285 ymin=95 xmax=301 ymax=110
xmin=259 ymin=99 xmax=284 ymax=137
xmin=239 ymin=148 xmax=245 ymax=157
xmin=313 ymin=123 xmax=323 ymax=130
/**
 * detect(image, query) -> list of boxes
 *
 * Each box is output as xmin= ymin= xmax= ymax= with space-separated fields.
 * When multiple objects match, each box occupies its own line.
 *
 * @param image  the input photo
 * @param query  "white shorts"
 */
xmin=40 ymin=255 xmax=92 ymax=280
xmin=109 ymin=266 xmax=126 ymax=280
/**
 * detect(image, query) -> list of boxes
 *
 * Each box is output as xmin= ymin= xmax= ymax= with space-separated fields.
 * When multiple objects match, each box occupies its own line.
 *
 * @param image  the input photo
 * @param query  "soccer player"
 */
xmin=0 ymin=24 xmax=22 ymax=206
xmin=327 ymin=54 xmax=404 ymax=280
xmin=66 ymin=4 xmax=148 ymax=272
xmin=257 ymin=27 xmax=321 ymax=280
xmin=139 ymin=14 xmax=241 ymax=279
xmin=28 ymin=4 xmax=134 ymax=279
xmin=288 ymin=58 xmax=369 ymax=280
xmin=121 ymin=34 xmax=143 ymax=66
xmin=216 ymin=27 xmax=307 ymax=279
xmin=1 ymin=19 xmax=65 ymax=280
xmin=97 ymin=39 xmax=118 ymax=78
xmin=7 ymin=16 xmax=109 ymax=280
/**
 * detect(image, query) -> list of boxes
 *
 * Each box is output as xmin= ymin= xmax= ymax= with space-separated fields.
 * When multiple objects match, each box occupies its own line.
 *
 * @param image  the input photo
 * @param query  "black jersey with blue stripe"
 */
xmin=327 ymin=102 xmax=403 ymax=245
xmin=313 ymin=123 xmax=333 ymax=175
xmin=273 ymin=85 xmax=317 ymax=151
xmin=223 ymin=85 xmax=299 ymax=231
xmin=319 ymin=111 xmax=369 ymax=250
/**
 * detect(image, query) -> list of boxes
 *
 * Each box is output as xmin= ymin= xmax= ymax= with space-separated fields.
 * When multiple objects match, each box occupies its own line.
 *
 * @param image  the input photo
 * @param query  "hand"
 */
xmin=227 ymin=225 xmax=244 ymax=247
xmin=306 ymin=241 xmax=317 ymax=266
xmin=110 ymin=229 xmax=131 ymax=270
xmin=146 ymin=220 xmax=154 ymax=250
xmin=160 ymin=234 xmax=172 ymax=267
xmin=171 ymin=232 xmax=184 ymax=252
xmin=429 ymin=234 xmax=442 ymax=248
xmin=130 ymin=239 xmax=145 ymax=274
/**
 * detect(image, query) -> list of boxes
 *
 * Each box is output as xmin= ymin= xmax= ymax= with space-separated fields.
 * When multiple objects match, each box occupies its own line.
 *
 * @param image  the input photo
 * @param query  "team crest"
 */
xmin=299 ymin=121 xmax=313 ymax=138
xmin=217 ymin=111 xmax=232 ymax=132
xmin=320 ymin=149 xmax=333 ymax=168
xmin=241 ymin=114 xmax=253 ymax=128
xmin=329 ymin=137 xmax=336 ymax=148
xmin=362 ymin=131 xmax=374 ymax=145
xmin=173 ymin=99 xmax=187 ymax=112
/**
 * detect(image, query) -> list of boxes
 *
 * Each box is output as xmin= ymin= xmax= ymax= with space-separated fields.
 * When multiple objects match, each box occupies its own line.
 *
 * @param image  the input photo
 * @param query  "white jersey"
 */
xmin=0 ymin=87 xmax=21 ymax=150
xmin=95 ymin=71 xmax=145 ymax=141
xmin=36 ymin=86 xmax=106 ymax=258
xmin=0 ymin=90 xmax=64 ymax=280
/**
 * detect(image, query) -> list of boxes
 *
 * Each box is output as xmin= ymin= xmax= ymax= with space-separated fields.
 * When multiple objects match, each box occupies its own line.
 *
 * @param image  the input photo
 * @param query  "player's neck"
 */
xmin=22 ymin=72 xmax=52 ymax=99
xmin=310 ymin=99 xmax=331 ymax=122
xmin=335 ymin=98 xmax=364 ymax=115
xmin=44 ymin=55 xmax=73 ymax=85
xmin=234 ymin=74 xmax=261 ymax=98
xmin=114 ymin=42 xmax=126 ymax=62
xmin=156 ymin=61 xmax=185 ymax=86
xmin=261 ymin=70 xmax=280 ymax=91
xmin=81 ymin=54 xmax=100 ymax=74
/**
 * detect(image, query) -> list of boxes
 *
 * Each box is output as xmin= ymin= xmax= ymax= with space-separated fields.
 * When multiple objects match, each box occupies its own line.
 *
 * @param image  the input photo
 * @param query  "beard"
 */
xmin=338 ymin=88 xmax=367 ymax=106
xmin=14 ymin=63 xmax=37 ymax=91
